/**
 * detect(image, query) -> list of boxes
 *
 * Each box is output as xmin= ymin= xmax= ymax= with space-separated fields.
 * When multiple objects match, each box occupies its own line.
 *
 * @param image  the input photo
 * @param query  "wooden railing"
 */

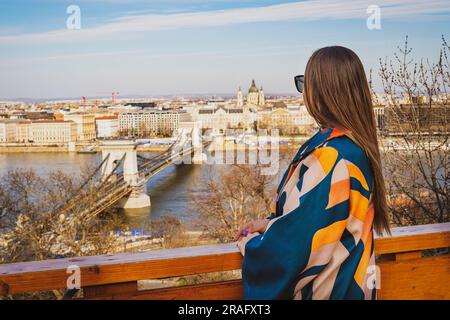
xmin=0 ymin=223 xmax=449 ymax=300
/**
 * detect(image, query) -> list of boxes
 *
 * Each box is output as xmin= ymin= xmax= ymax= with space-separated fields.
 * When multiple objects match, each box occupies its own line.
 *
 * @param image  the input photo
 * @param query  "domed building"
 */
xmin=237 ymin=80 xmax=265 ymax=107
xmin=247 ymin=80 xmax=259 ymax=105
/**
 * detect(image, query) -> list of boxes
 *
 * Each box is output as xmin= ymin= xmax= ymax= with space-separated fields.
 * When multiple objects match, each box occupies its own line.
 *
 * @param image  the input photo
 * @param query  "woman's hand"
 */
xmin=237 ymin=232 xmax=260 ymax=256
xmin=234 ymin=219 xmax=270 ymax=241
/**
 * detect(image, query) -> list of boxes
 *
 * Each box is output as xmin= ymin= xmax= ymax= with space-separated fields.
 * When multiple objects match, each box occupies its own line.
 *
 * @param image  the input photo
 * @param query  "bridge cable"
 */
xmin=76 ymin=153 xmax=111 ymax=193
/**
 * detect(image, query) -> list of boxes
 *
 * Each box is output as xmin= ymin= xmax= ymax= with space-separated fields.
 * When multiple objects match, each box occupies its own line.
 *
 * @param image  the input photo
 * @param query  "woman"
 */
xmin=236 ymin=46 xmax=390 ymax=300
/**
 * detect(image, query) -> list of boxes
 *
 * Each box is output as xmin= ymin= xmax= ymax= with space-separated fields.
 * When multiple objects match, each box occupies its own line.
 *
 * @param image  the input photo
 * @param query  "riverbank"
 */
xmin=3 ymin=136 xmax=442 ymax=153
xmin=0 ymin=145 xmax=70 ymax=153
xmin=0 ymin=136 xmax=307 ymax=153
xmin=0 ymin=143 xmax=171 ymax=153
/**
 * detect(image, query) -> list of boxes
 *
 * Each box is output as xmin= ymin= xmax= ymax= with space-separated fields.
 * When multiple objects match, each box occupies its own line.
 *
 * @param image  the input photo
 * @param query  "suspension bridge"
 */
xmin=58 ymin=124 xmax=209 ymax=218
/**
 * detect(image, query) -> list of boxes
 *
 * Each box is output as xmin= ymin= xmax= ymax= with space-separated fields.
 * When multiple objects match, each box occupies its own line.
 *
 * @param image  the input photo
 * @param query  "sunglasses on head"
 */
xmin=294 ymin=75 xmax=304 ymax=93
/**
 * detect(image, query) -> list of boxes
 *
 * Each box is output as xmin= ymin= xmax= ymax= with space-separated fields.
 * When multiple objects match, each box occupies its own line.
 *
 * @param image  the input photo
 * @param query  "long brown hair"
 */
xmin=303 ymin=46 xmax=390 ymax=235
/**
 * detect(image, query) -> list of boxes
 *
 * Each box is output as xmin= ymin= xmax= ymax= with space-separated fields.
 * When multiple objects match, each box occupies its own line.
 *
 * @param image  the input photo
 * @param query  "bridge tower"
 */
xmin=100 ymin=140 xmax=151 ymax=209
xmin=178 ymin=120 xmax=206 ymax=164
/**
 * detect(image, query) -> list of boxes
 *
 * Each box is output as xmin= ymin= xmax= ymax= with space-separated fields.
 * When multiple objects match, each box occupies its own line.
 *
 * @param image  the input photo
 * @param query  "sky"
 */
xmin=0 ymin=0 xmax=449 ymax=100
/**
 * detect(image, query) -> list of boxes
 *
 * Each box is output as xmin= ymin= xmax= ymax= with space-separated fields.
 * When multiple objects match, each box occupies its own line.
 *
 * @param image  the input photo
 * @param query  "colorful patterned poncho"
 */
xmin=242 ymin=128 xmax=376 ymax=300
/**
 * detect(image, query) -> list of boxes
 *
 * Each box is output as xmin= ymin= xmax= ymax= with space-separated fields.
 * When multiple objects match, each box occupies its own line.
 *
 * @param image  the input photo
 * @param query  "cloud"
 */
xmin=1 ymin=0 xmax=449 ymax=45
xmin=0 ymin=42 xmax=319 ymax=68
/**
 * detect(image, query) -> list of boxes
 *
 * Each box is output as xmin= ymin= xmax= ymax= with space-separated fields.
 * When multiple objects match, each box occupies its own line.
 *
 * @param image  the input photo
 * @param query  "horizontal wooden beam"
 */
xmin=0 ymin=223 xmax=449 ymax=296
xmin=85 ymin=280 xmax=244 ymax=300
xmin=83 ymin=281 xmax=138 ymax=299
xmin=377 ymin=255 xmax=450 ymax=299
xmin=374 ymin=222 xmax=450 ymax=254
xmin=0 ymin=244 xmax=242 ymax=295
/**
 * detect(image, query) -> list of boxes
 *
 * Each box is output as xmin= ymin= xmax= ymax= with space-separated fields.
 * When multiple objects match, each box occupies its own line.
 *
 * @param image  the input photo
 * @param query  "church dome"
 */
xmin=248 ymin=80 xmax=259 ymax=94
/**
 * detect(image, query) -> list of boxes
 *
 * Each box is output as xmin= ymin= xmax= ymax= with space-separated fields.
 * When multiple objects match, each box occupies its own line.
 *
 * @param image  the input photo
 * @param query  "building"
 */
xmin=15 ymin=121 xmax=31 ymax=142
xmin=193 ymin=106 xmax=257 ymax=132
xmin=63 ymin=113 xmax=96 ymax=141
xmin=0 ymin=119 xmax=23 ymax=142
xmin=6 ymin=111 xmax=54 ymax=121
xmin=95 ymin=115 xmax=119 ymax=139
xmin=0 ymin=119 xmax=77 ymax=144
xmin=237 ymin=80 xmax=265 ymax=107
xmin=288 ymin=105 xmax=316 ymax=130
xmin=374 ymin=105 xmax=385 ymax=131
xmin=21 ymin=112 xmax=55 ymax=121
xmin=382 ymin=104 xmax=450 ymax=135
xmin=124 ymin=102 xmax=157 ymax=109
xmin=258 ymin=103 xmax=315 ymax=135
xmin=119 ymin=110 xmax=185 ymax=137
xmin=28 ymin=120 xmax=77 ymax=144
xmin=237 ymin=87 xmax=244 ymax=107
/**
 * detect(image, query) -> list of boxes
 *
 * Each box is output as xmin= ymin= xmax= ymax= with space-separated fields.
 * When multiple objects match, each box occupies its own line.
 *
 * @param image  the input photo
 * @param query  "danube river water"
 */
xmin=0 ymin=152 xmax=289 ymax=229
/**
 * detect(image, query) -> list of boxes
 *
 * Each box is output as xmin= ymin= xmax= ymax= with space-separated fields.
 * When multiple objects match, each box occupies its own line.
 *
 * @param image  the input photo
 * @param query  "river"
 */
xmin=0 ymin=152 xmax=288 ymax=229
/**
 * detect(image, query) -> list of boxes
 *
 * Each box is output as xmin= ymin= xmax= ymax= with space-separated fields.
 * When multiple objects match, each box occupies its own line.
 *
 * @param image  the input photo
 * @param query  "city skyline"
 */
xmin=1 ymin=0 xmax=450 ymax=99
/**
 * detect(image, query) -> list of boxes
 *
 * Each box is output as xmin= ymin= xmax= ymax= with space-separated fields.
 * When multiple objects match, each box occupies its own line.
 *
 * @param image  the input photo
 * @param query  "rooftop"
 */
xmin=31 ymin=120 xmax=72 ymax=124
xmin=95 ymin=115 xmax=119 ymax=120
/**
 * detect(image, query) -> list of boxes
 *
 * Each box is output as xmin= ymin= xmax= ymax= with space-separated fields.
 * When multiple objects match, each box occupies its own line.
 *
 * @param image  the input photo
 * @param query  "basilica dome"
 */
xmin=248 ymin=80 xmax=259 ymax=93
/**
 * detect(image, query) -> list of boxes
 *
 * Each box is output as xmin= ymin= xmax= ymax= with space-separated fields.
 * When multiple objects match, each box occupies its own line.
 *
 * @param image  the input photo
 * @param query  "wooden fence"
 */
xmin=0 ymin=223 xmax=449 ymax=300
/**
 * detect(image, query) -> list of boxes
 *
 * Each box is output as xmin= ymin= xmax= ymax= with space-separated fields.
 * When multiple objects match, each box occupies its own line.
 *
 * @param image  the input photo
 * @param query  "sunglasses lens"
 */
xmin=295 ymin=76 xmax=304 ymax=93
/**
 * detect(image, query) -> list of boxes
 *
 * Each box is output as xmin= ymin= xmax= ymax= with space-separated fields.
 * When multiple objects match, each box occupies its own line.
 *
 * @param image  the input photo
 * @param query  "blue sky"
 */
xmin=0 ymin=0 xmax=449 ymax=100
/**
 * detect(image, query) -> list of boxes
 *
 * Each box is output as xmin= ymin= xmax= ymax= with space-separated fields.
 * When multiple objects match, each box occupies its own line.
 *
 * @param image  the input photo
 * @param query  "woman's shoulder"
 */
xmin=304 ymin=129 xmax=369 ymax=167
xmin=325 ymin=134 xmax=367 ymax=161
xmin=323 ymin=135 xmax=373 ymax=188
xmin=300 ymin=128 xmax=372 ymax=181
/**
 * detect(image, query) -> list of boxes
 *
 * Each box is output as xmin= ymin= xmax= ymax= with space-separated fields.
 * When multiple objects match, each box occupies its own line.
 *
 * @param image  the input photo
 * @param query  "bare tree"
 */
xmin=193 ymin=164 xmax=275 ymax=243
xmin=150 ymin=215 xmax=190 ymax=249
xmin=0 ymin=168 xmax=126 ymax=292
xmin=378 ymin=36 xmax=449 ymax=226
xmin=0 ymin=167 xmax=130 ymax=299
